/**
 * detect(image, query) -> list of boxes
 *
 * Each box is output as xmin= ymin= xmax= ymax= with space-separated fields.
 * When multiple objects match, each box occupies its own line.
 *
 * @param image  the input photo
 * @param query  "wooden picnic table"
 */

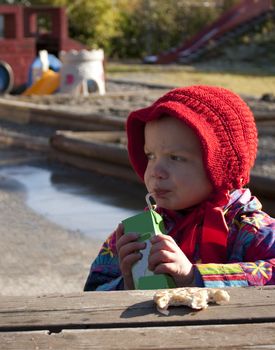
xmin=0 ymin=286 xmax=275 ymax=349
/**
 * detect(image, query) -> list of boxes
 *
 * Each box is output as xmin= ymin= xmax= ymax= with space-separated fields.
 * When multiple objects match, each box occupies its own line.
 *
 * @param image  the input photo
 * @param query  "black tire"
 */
xmin=0 ymin=61 xmax=14 ymax=94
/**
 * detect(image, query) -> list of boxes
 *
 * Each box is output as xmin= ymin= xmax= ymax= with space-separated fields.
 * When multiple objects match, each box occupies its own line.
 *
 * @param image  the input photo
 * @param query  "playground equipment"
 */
xmin=22 ymin=49 xmax=61 ymax=95
xmin=0 ymin=61 xmax=13 ymax=93
xmin=23 ymin=49 xmax=105 ymax=96
xmin=59 ymin=49 xmax=105 ymax=96
xmin=0 ymin=5 xmax=85 ymax=93
xmin=28 ymin=50 xmax=62 ymax=87
xmin=22 ymin=49 xmax=106 ymax=96
xmin=23 ymin=69 xmax=60 ymax=96
xmin=144 ymin=0 xmax=274 ymax=64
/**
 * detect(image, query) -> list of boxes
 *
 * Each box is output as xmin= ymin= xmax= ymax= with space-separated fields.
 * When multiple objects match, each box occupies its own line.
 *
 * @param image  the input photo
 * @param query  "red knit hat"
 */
xmin=126 ymin=85 xmax=258 ymax=191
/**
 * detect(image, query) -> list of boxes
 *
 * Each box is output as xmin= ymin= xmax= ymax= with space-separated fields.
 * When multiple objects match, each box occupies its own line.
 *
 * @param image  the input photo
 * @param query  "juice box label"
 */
xmin=122 ymin=210 xmax=175 ymax=289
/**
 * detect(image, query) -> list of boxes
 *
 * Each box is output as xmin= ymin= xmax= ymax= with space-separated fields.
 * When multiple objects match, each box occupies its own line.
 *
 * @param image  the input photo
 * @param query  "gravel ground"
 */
xmin=0 ymin=147 xmax=102 ymax=296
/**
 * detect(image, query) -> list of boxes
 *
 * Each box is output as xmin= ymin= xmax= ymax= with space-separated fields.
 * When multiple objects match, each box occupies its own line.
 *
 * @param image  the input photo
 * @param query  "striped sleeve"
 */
xmin=196 ymin=263 xmax=248 ymax=287
xmin=195 ymin=208 xmax=275 ymax=288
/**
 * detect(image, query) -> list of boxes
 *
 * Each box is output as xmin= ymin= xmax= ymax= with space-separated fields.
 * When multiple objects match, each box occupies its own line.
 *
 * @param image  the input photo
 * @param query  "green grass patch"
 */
xmin=106 ymin=62 xmax=275 ymax=97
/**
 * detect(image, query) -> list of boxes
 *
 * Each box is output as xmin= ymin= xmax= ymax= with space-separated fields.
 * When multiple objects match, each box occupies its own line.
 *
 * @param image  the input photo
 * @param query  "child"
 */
xmin=84 ymin=85 xmax=275 ymax=291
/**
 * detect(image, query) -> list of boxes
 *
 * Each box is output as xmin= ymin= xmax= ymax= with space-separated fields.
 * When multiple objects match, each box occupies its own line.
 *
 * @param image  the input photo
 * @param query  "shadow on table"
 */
xmin=120 ymin=300 xmax=196 ymax=319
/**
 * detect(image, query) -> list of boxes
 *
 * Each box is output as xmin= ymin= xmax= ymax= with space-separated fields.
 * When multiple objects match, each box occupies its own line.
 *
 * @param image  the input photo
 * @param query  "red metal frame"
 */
xmin=0 ymin=5 xmax=85 ymax=89
xmin=153 ymin=0 xmax=273 ymax=64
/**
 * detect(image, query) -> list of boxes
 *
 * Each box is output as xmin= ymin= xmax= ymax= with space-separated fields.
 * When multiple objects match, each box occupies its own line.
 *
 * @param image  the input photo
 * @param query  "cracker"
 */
xmin=154 ymin=287 xmax=230 ymax=315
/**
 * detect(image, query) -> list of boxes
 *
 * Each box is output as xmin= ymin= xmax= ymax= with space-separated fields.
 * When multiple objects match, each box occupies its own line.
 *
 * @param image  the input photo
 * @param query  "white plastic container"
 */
xmin=59 ymin=49 xmax=105 ymax=95
xmin=31 ymin=50 xmax=50 ymax=84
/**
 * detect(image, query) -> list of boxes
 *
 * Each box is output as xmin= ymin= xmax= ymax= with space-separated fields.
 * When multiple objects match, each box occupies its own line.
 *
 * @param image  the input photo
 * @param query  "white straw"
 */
xmin=145 ymin=193 xmax=153 ymax=210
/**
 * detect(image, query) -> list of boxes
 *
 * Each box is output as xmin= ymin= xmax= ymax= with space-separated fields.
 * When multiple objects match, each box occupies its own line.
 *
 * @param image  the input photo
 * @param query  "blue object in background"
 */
xmin=27 ymin=54 xmax=62 ymax=86
xmin=0 ymin=61 xmax=13 ymax=93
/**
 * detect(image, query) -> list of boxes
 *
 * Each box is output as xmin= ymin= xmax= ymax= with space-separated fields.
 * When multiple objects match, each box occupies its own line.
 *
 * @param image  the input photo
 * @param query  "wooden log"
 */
xmin=249 ymin=174 xmax=275 ymax=199
xmin=0 ymin=98 xmax=125 ymax=131
xmin=50 ymin=150 xmax=140 ymax=184
xmin=1 ymin=323 xmax=275 ymax=350
xmin=54 ymin=130 xmax=127 ymax=143
xmin=29 ymin=109 xmax=124 ymax=128
xmin=50 ymin=131 xmax=129 ymax=166
xmin=0 ymin=130 xmax=49 ymax=152
xmin=30 ymin=113 xmax=120 ymax=131
xmin=257 ymin=123 xmax=275 ymax=135
xmin=254 ymin=109 xmax=275 ymax=121
xmin=0 ymin=104 xmax=31 ymax=124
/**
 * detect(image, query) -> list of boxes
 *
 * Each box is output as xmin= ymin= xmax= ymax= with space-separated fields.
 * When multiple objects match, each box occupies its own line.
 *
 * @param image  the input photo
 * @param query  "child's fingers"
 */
xmin=116 ymin=229 xmax=139 ymax=252
xmin=153 ymin=262 xmax=195 ymax=287
xmin=150 ymin=241 xmax=175 ymax=254
xmin=150 ymin=236 xmax=176 ymax=255
xmin=151 ymin=233 xmax=175 ymax=244
xmin=116 ymin=229 xmax=146 ymax=275
xmin=115 ymin=223 xmax=124 ymax=243
xmin=120 ymin=251 xmax=142 ymax=277
xmin=123 ymin=275 xmax=135 ymax=290
xmin=118 ymin=241 xmax=146 ymax=262
xmin=116 ymin=224 xmax=140 ymax=249
xmin=153 ymin=262 xmax=176 ymax=275
xmin=148 ymin=249 xmax=174 ymax=271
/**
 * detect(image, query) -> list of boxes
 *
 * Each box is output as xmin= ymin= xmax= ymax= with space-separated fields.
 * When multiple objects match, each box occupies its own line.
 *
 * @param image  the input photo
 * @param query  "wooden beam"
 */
xmin=0 ymin=287 xmax=274 ymax=332
xmin=1 ymin=323 xmax=275 ymax=349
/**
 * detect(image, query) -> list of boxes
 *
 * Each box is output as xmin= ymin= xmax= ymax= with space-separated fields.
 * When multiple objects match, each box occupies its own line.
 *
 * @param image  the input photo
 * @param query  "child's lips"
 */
xmin=153 ymin=189 xmax=170 ymax=198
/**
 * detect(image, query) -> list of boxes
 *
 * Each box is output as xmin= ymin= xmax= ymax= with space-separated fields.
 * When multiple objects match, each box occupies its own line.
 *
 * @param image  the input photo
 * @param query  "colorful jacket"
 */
xmin=84 ymin=189 xmax=275 ymax=291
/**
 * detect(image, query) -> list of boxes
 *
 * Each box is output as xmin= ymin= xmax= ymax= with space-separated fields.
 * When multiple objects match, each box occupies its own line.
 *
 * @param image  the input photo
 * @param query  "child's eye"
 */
xmin=145 ymin=152 xmax=155 ymax=160
xmin=170 ymin=155 xmax=185 ymax=161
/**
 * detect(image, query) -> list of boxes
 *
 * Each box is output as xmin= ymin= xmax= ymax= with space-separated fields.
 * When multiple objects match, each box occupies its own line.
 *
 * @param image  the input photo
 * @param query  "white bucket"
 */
xmin=59 ymin=49 xmax=105 ymax=95
xmin=31 ymin=50 xmax=50 ymax=84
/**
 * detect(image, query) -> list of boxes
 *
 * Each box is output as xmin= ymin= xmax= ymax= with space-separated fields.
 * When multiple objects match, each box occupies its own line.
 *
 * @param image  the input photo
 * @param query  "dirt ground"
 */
xmin=0 ymin=147 xmax=102 ymax=296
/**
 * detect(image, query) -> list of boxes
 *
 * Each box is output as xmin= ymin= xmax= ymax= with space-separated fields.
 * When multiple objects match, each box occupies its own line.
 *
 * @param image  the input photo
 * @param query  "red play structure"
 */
xmin=0 ymin=5 xmax=85 ymax=92
xmin=145 ymin=0 xmax=274 ymax=64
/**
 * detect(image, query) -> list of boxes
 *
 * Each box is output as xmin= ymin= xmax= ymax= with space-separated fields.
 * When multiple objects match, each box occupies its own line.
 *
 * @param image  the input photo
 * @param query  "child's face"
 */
xmin=144 ymin=116 xmax=213 ymax=210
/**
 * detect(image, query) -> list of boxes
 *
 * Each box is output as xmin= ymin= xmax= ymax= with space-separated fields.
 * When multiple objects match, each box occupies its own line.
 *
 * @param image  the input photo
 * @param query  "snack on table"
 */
xmin=154 ymin=287 xmax=230 ymax=315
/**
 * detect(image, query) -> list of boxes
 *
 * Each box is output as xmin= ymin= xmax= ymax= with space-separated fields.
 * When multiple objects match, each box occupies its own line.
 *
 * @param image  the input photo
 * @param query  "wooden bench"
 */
xmin=0 ymin=286 xmax=275 ymax=349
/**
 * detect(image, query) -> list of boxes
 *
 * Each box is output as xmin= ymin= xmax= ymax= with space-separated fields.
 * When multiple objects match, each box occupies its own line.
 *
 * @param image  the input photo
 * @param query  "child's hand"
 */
xmin=115 ymin=223 xmax=146 ymax=290
xmin=148 ymin=234 xmax=195 ymax=287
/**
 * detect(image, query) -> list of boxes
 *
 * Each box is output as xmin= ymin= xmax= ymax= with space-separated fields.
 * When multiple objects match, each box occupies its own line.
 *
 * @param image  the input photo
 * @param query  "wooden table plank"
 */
xmin=0 ymin=287 xmax=274 ymax=332
xmin=1 ymin=323 xmax=275 ymax=350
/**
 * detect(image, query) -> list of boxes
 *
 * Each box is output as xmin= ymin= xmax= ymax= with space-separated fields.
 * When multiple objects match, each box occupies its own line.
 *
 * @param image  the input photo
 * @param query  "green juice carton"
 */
xmin=122 ymin=194 xmax=176 ymax=290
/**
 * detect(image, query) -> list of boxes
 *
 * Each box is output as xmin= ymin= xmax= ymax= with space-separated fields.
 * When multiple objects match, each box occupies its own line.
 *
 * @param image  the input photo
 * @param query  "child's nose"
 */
xmin=151 ymin=161 xmax=168 ymax=179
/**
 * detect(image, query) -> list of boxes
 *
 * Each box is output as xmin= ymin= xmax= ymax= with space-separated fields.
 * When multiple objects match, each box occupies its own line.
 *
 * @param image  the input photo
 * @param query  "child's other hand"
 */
xmin=115 ymin=223 xmax=146 ymax=290
xmin=148 ymin=234 xmax=195 ymax=287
